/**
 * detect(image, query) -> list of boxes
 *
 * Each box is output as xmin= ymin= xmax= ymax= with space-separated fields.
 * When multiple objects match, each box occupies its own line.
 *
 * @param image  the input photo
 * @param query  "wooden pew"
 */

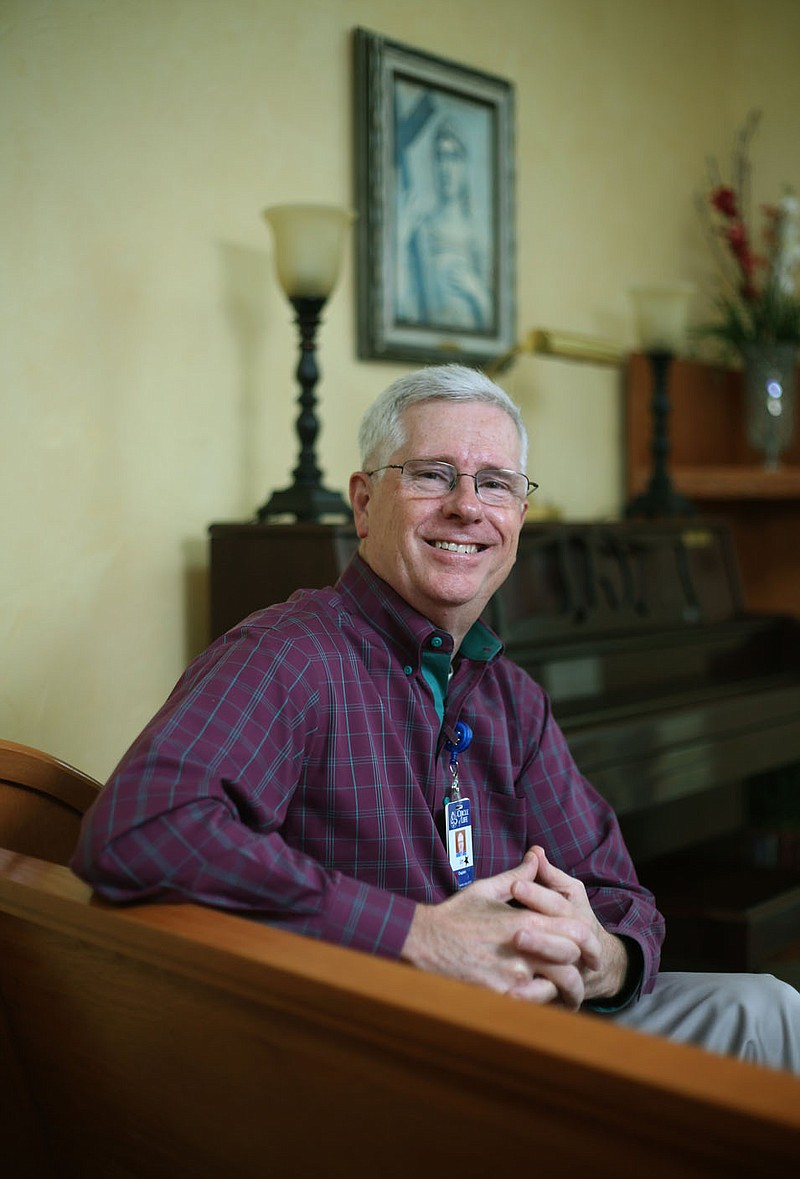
xmin=1 ymin=849 xmax=798 ymax=1178
xmin=0 ymin=738 xmax=101 ymax=865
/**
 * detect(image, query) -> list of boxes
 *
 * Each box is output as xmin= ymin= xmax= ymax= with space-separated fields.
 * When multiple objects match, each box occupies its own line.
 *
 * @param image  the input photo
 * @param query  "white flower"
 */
xmin=775 ymin=189 xmax=800 ymax=296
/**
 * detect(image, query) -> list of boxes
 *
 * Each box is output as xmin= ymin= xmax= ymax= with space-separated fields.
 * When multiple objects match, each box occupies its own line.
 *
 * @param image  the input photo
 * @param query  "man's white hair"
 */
xmin=358 ymin=363 xmax=529 ymax=472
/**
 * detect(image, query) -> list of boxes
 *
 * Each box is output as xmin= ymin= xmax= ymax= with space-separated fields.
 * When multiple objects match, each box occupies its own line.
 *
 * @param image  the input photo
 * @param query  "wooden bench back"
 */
xmin=0 ymin=739 xmax=101 ymax=864
xmin=1 ymin=849 xmax=798 ymax=1177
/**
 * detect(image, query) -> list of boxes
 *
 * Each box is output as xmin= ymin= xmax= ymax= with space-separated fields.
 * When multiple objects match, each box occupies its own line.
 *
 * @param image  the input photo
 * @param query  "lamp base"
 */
xmin=624 ymin=482 xmax=695 ymax=520
xmin=256 ymin=293 xmax=352 ymax=525
xmin=256 ymin=482 xmax=351 ymax=523
xmin=624 ymin=348 xmax=695 ymax=520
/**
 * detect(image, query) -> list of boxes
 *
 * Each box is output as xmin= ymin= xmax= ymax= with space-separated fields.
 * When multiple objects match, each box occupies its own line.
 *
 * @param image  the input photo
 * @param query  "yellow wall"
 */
xmin=2 ymin=0 xmax=799 ymax=780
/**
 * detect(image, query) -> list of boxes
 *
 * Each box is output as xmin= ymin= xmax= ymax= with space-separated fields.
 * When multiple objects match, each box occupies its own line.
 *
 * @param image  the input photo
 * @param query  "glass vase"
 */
xmin=742 ymin=343 xmax=798 ymax=470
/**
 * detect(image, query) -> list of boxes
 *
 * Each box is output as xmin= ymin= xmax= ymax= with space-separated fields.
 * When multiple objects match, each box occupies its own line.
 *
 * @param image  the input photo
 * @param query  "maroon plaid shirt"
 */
xmin=72 ymin=556 xmax=664 ymax=990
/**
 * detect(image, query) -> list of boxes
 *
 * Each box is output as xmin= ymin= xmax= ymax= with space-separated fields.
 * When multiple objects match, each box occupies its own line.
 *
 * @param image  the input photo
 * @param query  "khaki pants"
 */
xmin=609 ymin=972 xmax=800 ymax=1074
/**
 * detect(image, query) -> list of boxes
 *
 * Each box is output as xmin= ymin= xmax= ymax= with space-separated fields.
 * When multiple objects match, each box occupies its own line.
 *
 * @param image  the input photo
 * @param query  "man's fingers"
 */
xmin=510 ymin=876 xmax=571 ymax=916
xmin=505 ymin=960 xmax=584 ymax=1010
xmin=404 ymin=851 xmax=600 ymax=1006
xmin=512 ymin=921 xmax=602 ymax=971
xmin=473 ymin=854 xmax=541 ymax=903
xmin=506 ymin=974 xmax=560 ymax=1005
xmin=524 ymin=844 xmax=573 ymax=890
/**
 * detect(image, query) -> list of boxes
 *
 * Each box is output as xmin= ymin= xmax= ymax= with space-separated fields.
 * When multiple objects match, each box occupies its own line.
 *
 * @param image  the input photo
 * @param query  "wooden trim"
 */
xmin=0 ymin=739 xmax=102 ymax=814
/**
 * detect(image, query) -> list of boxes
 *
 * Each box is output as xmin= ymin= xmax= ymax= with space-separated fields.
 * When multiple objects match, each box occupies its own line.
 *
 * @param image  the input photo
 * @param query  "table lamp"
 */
xmin=625 ymin=283 xmax=695 ymax=518
xmin=257 ymin=203 xmax=355 ymax=522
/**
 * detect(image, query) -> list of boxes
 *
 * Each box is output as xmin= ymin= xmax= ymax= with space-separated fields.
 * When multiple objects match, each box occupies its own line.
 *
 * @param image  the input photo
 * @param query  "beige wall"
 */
xmin=2 ymin=0 xmax=799 ymax=780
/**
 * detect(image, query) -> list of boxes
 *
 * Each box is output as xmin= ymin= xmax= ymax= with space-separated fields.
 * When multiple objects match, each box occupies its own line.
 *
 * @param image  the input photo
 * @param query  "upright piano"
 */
xmin=209 ymin=518 xmax=800 ymax=977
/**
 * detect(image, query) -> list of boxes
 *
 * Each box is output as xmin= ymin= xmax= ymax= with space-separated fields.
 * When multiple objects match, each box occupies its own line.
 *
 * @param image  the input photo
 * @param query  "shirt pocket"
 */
xmin=472 ymin=790 xmax=530 ymax=879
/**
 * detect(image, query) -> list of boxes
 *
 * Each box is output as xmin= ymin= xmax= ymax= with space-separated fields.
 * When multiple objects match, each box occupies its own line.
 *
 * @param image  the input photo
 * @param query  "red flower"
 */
xmin=711 ymin=186 xmax=738 ymax=218
xmin=698 ymin=112 xmax=800 ymax=350
xmin=726 ymin=222 xmax=756 ymax=273
xmin=726 ymin=221 xmax=748 ymax=250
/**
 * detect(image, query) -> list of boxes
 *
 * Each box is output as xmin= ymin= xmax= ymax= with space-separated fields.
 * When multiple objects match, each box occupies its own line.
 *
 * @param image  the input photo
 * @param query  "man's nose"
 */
xmin=442 ymin=474 xmax=483 ymax=516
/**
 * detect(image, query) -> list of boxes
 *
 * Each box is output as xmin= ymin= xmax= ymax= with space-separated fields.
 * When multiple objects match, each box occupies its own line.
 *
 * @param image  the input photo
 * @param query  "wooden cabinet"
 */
xmin=208 ymin=523 xmax=357 ymax=639
xmin=626 ymin=352 xmax=800 ymax=616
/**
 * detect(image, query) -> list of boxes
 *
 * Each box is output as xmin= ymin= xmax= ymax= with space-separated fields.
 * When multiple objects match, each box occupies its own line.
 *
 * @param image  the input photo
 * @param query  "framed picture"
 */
xmin=353 ymin=28 xmax=516 ymax=367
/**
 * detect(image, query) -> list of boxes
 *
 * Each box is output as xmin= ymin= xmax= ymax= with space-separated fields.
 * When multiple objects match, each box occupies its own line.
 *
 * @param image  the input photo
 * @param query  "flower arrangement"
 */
xmin=697 ymin=110 xmax=800 ymax=355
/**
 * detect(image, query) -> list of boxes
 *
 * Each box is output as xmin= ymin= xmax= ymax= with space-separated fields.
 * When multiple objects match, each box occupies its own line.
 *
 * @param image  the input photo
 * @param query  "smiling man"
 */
xmin=73 ymin=364 xmax=800 ymax=1071
xmin=352 ymin=397 xmax=527 ymax=647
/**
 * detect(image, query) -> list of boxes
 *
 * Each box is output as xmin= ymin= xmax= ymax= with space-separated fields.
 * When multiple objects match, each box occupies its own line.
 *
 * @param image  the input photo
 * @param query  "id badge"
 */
xmin=445 ymin=797 xmax=474 ymax=889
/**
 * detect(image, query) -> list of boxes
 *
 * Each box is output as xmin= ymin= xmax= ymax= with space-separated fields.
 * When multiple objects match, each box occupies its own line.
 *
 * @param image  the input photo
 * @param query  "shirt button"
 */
xmin=403 ymin=665 xmax=413 ymax=676
xmin=431 ymin=636 xmax=443 ymax=648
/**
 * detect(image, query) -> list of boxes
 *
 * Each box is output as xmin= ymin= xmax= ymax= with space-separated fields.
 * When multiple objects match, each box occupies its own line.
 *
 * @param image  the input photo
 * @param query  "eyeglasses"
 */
xmin=365 ymin=459 xmax=537 ymax=506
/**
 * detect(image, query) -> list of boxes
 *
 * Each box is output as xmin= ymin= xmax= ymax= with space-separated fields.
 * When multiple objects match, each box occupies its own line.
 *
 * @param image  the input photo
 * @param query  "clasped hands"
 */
xmin=402 ymin=845 xmax=628 ymax=1010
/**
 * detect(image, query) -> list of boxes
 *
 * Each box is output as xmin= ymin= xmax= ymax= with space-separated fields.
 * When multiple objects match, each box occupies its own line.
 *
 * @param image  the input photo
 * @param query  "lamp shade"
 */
xmin=264 ymin=203 xmax=356 ymax=299
xmin=629 ymin=283 xmax=695 ymax=352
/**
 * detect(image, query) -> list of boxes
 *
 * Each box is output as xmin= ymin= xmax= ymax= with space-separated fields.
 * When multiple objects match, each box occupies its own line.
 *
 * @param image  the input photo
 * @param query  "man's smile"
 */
xmin=430 ymin=540 xmax=485 ymax=554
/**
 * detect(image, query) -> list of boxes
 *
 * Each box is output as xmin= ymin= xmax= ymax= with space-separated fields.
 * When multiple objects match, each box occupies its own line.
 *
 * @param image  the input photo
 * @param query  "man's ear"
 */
xmin=349 ymin=471 xmax=371 ymax=539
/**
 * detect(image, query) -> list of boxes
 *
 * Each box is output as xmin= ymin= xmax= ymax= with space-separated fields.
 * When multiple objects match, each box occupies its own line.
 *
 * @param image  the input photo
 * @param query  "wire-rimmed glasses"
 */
xmin=365 ymin=459 xmax=537 ymax=506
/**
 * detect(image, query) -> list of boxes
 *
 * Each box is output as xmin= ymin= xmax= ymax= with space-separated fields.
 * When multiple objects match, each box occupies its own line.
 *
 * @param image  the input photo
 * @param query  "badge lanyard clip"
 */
xmin=444 ymin=720 xmax=472 ymax=804
xmin=444 ymin=721 xmax=474 ymax=889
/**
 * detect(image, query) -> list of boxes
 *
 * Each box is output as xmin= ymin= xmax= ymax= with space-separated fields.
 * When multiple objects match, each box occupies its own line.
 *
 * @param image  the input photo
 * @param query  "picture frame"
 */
xmin=353 ymin=28 xmax=516 ymax=367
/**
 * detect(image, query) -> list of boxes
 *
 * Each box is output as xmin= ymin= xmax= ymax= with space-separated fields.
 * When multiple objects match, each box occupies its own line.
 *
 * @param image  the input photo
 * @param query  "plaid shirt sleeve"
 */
xmin=71 ymin=612 xmax=419 ymax=959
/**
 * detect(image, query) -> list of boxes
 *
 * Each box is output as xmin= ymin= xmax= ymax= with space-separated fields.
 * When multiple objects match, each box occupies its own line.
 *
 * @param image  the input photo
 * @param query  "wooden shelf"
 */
xmin=625 ymin=353 xmax=800 ymax=617
xmin=631 ymin=465 xmax=800 ymax=500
